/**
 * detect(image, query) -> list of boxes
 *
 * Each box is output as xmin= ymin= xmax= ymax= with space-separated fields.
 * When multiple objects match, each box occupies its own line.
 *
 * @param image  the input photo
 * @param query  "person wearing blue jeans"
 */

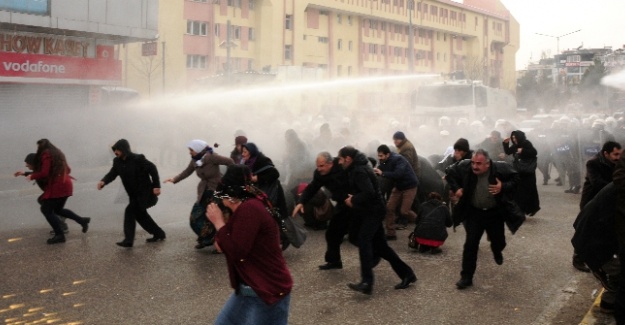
xmin=207 ymin=165 xmax=292 ymax=324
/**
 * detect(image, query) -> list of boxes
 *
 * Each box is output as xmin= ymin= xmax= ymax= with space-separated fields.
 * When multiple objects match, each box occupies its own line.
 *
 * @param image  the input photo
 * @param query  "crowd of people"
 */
xmin=13 ymin=111 xmax=625 ymax=324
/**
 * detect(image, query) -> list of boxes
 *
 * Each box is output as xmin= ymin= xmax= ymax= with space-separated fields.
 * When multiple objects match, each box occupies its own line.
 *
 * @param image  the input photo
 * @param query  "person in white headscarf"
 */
xmin=164 ymin=139 xmax=234 ymax=249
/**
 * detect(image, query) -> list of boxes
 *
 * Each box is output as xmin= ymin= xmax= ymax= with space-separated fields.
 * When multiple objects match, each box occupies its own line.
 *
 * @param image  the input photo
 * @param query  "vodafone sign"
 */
xmin=0 ymin=51 xmax=121 ymax=84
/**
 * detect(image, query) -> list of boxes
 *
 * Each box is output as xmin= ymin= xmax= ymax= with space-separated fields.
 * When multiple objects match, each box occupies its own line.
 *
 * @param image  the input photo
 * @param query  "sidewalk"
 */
xmin=580 ymin=289 xmax=617 ymax=325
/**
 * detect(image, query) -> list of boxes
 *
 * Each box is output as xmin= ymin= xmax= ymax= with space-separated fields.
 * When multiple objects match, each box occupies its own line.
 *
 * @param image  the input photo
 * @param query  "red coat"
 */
xmin=29 ymin=151 xmax=73 ymax=199
xmin=216 ymin=198 xmax=293 ymax=305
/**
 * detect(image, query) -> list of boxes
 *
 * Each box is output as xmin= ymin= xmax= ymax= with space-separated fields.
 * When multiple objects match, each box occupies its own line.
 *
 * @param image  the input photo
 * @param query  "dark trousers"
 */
xmin=615 ymin=245 xmax=625 ymax=325
xmin=461 ymin=207 xmax=506 ymax=279
xmin=324 ymin=205 xmax=351 ymax=264
xmin=123 ymin=199 xmax=165 ymax=242
xmin=357 ymin=211 xmax=414 ymax=285
xmin=40 ymin=197 xmax=85 ymax=236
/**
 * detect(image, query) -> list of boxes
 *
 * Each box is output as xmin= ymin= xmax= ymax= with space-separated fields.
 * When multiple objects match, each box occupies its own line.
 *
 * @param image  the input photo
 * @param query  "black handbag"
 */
xmin=514 ymin=157 xmax=537 ymax=174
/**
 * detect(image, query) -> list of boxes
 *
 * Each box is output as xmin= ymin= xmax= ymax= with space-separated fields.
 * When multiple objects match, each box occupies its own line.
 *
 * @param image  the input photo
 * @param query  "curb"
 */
xmin=579 ymin=288 xmax=616 ymax=325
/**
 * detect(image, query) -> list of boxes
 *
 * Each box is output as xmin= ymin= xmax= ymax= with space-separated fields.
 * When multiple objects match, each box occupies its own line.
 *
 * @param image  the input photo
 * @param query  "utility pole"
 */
xmin=535 ymin=29 xmax=581 ymax=54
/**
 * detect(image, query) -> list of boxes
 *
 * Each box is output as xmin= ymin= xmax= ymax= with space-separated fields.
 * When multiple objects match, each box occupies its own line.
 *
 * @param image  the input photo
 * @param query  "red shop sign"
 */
xmin=0 ymin=51 xmax=121 ymax=83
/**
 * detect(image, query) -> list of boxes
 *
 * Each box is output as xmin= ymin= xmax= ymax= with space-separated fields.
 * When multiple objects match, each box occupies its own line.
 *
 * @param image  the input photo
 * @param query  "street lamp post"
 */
xmin=535 ymin=29 xmax=581 ymax=55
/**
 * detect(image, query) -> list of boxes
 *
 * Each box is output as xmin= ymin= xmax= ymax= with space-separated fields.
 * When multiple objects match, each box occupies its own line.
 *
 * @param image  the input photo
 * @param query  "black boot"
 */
xmin=47 ymin=235 xmax=66 ymax=244
xmin=81 ymin=217 xmax=91 ymax=233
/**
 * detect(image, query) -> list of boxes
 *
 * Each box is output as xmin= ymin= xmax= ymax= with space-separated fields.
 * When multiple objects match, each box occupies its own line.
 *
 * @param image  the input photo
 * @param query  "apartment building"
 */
xmin=123 ymin=0 xmax=519 ymax=96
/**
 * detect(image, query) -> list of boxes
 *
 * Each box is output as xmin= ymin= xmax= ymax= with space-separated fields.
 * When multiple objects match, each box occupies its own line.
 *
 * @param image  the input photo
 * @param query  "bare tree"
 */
xmin=130 ymin=55 xmax=162 ymax=96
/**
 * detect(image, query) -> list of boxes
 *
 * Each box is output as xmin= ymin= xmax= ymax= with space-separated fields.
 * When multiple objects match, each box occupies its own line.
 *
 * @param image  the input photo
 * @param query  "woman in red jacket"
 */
xmin=206 ymin=165 xmax=292 ymax=324
xmin=27 ymin=139 xmax=90 ymax=244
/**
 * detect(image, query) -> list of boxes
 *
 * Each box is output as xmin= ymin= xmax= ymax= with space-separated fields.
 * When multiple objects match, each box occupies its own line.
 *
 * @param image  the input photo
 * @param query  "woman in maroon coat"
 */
xmin=206 ymin=165 xmax=292 ymax=324
xmin=27 ymin=139 xmax=90 ymax=244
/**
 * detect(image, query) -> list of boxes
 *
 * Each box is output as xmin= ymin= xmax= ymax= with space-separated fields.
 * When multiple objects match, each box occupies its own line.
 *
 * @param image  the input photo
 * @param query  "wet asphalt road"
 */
xmin=0 ymin=168 xmax=609 ymax=325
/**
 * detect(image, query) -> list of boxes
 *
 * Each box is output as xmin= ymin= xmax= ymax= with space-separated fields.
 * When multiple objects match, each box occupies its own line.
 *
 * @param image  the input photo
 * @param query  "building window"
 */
xmin=186 ymin=55 xmax=207 ymax=69
xmin=348 ymin=15 xmax=352 ymax=25
xmin=318 ymin=37 xmax=329 ymax=43
xmin=233 ymin=26 xmax=241 ymax=39
xmin=285 ymin=15 xmax=292 ymax=30
xmin=567 ymin=55 xmax=581 ymax=62
xmin=249 ymin=28 xmax=255 ymax=41
xmin=338 ymin=39 xmax=343 ymax=50
xmin=348 ymin=40 xmax=353 ymax=51
xmin=369 ymin=44 xmax=377 ymax=54
xmin=337 ymin=14 xmax=342 ymax=24
xmin=285 ymin=45 xmax=292 ymax=60
xmin=187 ymin=21 xmax=207 ymax=36
xmin=214 ymin=24 xmax=220 ymax=36
xmin=249 ymin=0 xmax=255 ymax=9
xmin=227 ymin=0 xmax=241 ymax=7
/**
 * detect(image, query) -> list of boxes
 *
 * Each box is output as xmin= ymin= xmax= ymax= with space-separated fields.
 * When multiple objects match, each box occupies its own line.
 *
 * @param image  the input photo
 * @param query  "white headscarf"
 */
xmin=188 ymin=140 xmax=208 ymax=167
xmin=188 ymin=139 xmax=208 ymax=153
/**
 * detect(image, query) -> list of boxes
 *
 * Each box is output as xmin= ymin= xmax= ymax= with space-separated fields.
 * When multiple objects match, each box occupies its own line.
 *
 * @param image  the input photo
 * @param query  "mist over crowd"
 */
xmin=3 ymin=71 xmax=625 ymax=191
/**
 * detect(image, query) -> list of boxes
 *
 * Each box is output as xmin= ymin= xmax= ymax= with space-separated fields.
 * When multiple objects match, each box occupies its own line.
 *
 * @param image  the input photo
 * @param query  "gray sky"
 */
xmin=498 ymin=0 xmax=625 ymax=70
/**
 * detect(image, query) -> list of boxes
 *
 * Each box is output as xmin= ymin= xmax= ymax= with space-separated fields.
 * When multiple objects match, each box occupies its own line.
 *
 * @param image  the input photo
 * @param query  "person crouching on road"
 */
xmin=411 ymin=192 xmax=452 ymax=254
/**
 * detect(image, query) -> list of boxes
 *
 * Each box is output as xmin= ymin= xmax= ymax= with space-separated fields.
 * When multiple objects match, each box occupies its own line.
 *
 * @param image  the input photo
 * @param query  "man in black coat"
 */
xmin=436 ymin=138 xmax=473 ymax=173
xmin=338 ymin=146 xmax=416 ymax=295
xmin=97 ymin=139 xmax=166 ymax=247
xmin=292 ymin=152 xmax=352 ymax=270
xmin=580 ymin=141 xmax=621 ymax=209
xmin=572 ymin=141 xmax=621 ymax=273
xmin=571 ymin=183 xmax=620 ymax=314
xmin=445 ymin=149 xmax=520 ymax=289
xmin=609 ymin=148 xmax=625 ymax=323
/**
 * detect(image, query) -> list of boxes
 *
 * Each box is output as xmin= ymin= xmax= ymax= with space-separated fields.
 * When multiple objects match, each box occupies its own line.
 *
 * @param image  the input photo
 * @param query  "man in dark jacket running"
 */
xmin=97 ymin=139 xmax=166 ymax=248
xmin=445 ymin=149 xmax=520 ymax=289
xmin=374 ymin=144 xmax=419 ymax=240
xmin=338 ymin=146 xmax=416 ymax=295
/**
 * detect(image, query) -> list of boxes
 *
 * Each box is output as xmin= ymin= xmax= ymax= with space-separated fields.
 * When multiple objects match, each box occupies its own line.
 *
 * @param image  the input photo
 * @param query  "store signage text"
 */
xmin=0 ymin=52 xmax=121 ymax=82
xmin=0 ymin=33 xmax=89 ymax=57
xmin=3 ymin=60 xmax=65 ymax=74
